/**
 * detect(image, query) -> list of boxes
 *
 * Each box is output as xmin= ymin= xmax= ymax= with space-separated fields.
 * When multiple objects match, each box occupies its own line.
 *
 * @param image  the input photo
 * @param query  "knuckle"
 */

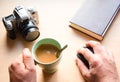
xmin=25 ymin=54 xmax=32 ymax=59
xmin=82 ymin=72 xmax=89 ymax=79
xmin=9 ymin=61 xmax=21 ymax=69
xmin=90 ymin=70 xmax=96 ymax=75
xmin=29 ymin=67 xmax=36 ymax=72
xmin=94 ymin=42 xmax=101 ymax=47
xmin=13 ymin=61 xmax=21 ymax=66
xmin=90 ymin=58 xmax=100 ymax=68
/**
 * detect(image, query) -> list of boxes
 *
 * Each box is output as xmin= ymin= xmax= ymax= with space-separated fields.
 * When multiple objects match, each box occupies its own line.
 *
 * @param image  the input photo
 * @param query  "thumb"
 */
xmin=22 ymin=48 xmax=35 ymax=70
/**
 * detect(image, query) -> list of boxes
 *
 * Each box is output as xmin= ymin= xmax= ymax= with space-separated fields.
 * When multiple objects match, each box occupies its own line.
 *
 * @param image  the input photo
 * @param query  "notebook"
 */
xmin=69 ymin=0 xmax=120 ymax=40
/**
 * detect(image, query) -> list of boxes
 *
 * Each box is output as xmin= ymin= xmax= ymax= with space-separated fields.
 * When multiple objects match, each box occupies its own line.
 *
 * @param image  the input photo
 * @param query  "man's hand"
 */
xmin=8 ymin=48 xmax=36 ymax=82
xmin=76 ymin=41 xmax=119 ymax=82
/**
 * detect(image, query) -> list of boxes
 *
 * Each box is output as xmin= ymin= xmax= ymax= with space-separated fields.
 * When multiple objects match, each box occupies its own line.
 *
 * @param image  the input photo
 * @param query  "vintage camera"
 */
xmin=2 ymin=5 xmax=40 ymax=41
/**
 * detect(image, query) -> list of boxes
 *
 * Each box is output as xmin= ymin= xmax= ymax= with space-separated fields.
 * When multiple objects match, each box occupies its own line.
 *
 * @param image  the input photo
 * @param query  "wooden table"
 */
xmin=0 ymin=0 xmax=120 ymax=82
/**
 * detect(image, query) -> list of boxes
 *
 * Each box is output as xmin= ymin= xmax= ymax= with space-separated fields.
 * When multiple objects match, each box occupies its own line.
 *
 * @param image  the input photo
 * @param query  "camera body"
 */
xmin=2 ymin=5 xmax=40 ymax=41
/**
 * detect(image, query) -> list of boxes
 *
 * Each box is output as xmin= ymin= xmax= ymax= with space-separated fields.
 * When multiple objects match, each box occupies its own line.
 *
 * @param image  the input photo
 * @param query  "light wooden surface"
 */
xmin=0 ymin=0 xmax=120 ymax=82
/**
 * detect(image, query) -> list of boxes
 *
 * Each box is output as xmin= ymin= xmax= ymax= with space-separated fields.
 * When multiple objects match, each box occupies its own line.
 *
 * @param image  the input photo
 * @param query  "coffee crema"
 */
xmin=35 ymin=44 xmax=59 ymax=63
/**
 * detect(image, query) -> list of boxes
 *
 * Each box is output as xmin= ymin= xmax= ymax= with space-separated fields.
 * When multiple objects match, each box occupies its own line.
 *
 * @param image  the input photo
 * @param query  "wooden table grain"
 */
xmin=0 ymin=0 xmax=120 ymax=82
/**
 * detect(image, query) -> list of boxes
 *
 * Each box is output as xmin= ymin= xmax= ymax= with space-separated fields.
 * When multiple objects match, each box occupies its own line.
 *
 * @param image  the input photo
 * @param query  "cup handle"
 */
xmin=34 ymin=60 xmax=37 ymax=65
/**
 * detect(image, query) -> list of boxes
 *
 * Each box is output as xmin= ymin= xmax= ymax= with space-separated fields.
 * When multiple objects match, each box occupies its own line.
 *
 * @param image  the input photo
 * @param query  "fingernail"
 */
xmin=23 ymin=48 xmax=31 ymax=56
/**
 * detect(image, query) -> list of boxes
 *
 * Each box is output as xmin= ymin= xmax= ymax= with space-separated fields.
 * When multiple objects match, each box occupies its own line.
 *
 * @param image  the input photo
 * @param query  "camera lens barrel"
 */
xmin=21 ymin=21 xmax=40 ymax=41
xmin=25 ymin=27 xmax=40 ymax=41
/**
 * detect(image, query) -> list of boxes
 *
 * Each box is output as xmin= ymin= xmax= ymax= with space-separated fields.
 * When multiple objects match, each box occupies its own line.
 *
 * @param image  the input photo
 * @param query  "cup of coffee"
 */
xmin=32 ymin=38 xmax=67 ymax=73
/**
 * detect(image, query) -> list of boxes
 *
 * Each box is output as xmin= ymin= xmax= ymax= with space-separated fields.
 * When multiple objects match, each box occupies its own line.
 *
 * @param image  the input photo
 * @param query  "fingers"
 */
xmin=76 ymin=41 xmax=102 ymax=71
xmin=77 ymin=48 xmax=94 ymax=64
xmin=22 ymin=48 xmax=36 ymax=70
xmin=76 ymin=58 xmax=89 ymax=77
xmin=86 ymin=41 xmax=106 ymax=55
xmin=9 ymin=54 xmax=25 ymax=73
xmin=76 ymin=41 xmax=103 ymax=80
xmin=86 ymin=40 xmax=101 ymax=48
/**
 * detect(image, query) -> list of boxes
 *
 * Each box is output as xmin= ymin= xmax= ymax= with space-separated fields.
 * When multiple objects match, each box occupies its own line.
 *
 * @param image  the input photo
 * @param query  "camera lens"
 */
xmin=21 ymin=21 xmax=40 ymax=41
xmin=25 ymin=27 xmax=40 ymax=41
